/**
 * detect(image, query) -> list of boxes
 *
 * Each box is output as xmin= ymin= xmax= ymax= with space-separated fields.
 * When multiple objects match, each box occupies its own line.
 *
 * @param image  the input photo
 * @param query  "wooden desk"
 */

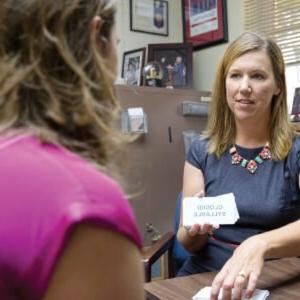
xmin=144 ymin=257 xmax=300 ymax=299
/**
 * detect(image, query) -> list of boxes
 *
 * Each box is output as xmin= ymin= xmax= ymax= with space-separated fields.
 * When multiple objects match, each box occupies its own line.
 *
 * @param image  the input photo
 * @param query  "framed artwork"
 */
xmin=122 ymin=48 xmax=146 ymax=86
xmin=130 ymin=0 xmax=169 ymax=36
xmin=147 ymin=43 xmax=193 ymax=89
xmin=291 ymin=87 xmax=300 ymax=121
xmin=182 ymin=0 xmax=228 ymax=50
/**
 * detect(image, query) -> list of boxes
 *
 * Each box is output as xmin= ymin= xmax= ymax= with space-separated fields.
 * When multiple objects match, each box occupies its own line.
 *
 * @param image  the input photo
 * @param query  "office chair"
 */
xmin=142 ymin=193 xmax=190 ymax=282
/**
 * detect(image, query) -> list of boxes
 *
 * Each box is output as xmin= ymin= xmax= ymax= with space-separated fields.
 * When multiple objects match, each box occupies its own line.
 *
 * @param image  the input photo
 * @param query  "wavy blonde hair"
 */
xmin=0 ymin=0 xmax=126 ymax=177
xmin=204 ymin=32 xmax=296 ymax=160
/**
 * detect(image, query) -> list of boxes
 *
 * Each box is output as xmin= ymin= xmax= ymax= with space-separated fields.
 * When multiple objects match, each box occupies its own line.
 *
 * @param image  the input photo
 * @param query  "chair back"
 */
xmin=171 ymin=192 xmax=190 ymax=275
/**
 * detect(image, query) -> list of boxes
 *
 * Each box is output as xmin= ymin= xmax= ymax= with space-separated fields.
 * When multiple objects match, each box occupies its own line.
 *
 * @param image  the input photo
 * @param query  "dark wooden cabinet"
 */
xmin=116 ymin=85 xmax=210 ymax=240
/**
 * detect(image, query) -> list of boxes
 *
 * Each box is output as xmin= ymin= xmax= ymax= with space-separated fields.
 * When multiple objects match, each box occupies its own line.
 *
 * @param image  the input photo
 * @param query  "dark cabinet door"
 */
xmin=116 ymin=85 xmax=210 ymax=239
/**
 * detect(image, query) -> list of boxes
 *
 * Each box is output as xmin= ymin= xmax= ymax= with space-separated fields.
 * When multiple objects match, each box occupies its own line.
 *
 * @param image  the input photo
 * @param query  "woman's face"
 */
xmin=225 ymin=50 xmax=280 ymax=123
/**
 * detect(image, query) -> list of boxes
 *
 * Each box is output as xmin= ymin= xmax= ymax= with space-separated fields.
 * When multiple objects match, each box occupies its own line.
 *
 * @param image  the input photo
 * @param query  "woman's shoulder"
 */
xmin=0 ymin=132 xmax=141 ymax=245
xmin=283 ymin=134 xmax=300 ymax=172
xmin=288 ymin=134 xmax=300 ymax=157
xmin=186 ymin=136 xmax=210 ymax=169
xmin=190 ymin=135 xmax=210 ymax=150
xmin=292 ymin=134 xmax=300 ymax=148
xmin=187 ymin=135 xmax=211 ymax=157
xmin=0 ymin=132 xmax=142 ymax=298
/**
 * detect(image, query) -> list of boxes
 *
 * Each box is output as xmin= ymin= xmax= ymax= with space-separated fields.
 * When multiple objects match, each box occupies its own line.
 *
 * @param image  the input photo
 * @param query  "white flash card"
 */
xmin=182 ymin=193 xmax=239 ymax=227
xmin=193 ymin=286 xmax=269 ymax=300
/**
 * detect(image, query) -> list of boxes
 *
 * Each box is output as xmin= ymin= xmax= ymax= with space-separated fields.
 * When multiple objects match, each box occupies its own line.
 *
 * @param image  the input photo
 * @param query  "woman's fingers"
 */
xmin=225 ymin=270 xmax=258 ymax=300
xmin=189 ymin=223 xmax=219 ymax=236
xmin=202 ymin=223 xmax=219 ymax=235
xmin=201 ymin=223 xmax=212 ymax=234
xmin=189 ymin=224 xmax=211 ymax=236
xmin=189 ymin=224 xmax=200 ymax=236
xmin=245 ymin=271 xmax=259 ymax=298
xmin=211 ymin=261 xmax=261 ymax=300
xmin=232 ymin=272 xmax=248 ymax=300
xmin=210 ymin=267 xmax=228 ymax=300
xmin=194 ymin=190 xmax=205 ymax=198
xmin=211 ymin=268 xmax=245 ymax=300
xmin=210 ymin=224 xmax=220 ymax=234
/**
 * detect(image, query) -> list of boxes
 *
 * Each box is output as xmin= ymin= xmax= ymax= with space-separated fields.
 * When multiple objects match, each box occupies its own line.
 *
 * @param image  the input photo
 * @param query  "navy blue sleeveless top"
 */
xmin=178 ymin=136 xmax=300 ymax=275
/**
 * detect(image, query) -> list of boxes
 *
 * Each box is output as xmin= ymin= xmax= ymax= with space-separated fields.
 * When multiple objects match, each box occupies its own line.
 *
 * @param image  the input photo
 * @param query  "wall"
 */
xmin=115 ymin=0 xmax=244 ymax=92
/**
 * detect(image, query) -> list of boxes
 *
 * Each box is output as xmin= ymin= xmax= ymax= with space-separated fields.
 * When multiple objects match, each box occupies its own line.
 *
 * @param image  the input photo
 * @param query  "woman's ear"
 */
xmin=274 ymin=83 xmax=281 ymax=96
xmin=90 ymin=16 xmax=107 ymax=50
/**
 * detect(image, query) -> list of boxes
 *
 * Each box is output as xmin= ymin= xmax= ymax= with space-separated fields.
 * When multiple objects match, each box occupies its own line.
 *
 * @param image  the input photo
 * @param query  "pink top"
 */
xmin=0 ymin=133 xmax=141 ymax=299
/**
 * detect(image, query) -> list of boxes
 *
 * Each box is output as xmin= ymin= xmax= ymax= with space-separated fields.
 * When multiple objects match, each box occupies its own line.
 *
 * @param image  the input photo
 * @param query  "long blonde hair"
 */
xmin=204 ymin=32 xmax=295 ymax=160
xmin=0 ymin=0 xmax=125 ymax=177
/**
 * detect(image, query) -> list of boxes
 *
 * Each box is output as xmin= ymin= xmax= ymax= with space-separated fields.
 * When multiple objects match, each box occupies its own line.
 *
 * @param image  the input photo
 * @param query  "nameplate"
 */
xmin=182 ymin=193 xmax=239 ymax=227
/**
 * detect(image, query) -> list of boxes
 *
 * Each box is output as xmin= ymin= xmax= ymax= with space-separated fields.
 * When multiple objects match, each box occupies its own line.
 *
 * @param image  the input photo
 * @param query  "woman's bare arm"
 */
xmin=177 ymin=162 xmax=213 ymax=253
xmin=43 ymin=224 xmax=144 ymax=300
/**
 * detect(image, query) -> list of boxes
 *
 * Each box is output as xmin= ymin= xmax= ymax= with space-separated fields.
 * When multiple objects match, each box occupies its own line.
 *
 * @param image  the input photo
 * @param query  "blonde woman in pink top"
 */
xmin=0 ymin=0 xmax=144 ymax=299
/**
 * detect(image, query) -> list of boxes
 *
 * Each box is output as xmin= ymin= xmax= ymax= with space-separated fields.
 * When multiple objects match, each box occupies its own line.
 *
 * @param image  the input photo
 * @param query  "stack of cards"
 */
xmin=192 ymin=286 xmax=269 ymax=300
xmin=182 ymin=193 xmax=239 ymax=227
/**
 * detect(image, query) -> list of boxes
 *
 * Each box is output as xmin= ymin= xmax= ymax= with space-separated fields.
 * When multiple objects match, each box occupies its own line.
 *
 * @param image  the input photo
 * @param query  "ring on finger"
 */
xmin=237 ymin=270 xmax=247 ymax=279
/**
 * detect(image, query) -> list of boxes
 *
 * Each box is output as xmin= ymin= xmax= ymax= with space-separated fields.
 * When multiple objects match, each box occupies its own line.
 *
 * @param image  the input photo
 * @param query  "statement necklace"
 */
xmin=229 ymin=142 xmax=272 ymax=174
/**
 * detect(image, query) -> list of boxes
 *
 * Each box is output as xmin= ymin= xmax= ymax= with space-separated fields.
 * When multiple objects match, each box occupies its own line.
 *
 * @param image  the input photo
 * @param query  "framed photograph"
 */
xmin=122 ymin=48 xmax=146 ymax=86
xmin=291 ymin=87 xmax=300 ymax=121
xmin=182 ymin=0 xmax=228 ymax=50
xmin=147 ymin=43 xmax=193 ymax=89
xmin=130 ymin=0 xmax=169 ymax=36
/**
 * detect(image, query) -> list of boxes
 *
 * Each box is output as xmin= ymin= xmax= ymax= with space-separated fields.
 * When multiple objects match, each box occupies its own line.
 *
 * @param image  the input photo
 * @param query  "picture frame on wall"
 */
xmin=130 ymin=0 xmax=169 ymax=36
xmin=122 ymin=48 xmax=146 ymax=86
xmin=147 ymin=43 xmax=193 ymax=89
xmin=182 ymin=0 xmax=228 ymax=50
xmin=291 ymin=87 xmax=300 ymax=121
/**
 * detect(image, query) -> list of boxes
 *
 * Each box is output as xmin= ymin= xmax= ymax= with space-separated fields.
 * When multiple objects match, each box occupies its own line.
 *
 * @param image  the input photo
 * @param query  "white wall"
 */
xmin=116 ymin=0 xmax=244 ymax=92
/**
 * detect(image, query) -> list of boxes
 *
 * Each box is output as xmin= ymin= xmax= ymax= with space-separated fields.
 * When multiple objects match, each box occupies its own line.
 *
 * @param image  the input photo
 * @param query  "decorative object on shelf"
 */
xmin=182 ymin=101 xmax=210 ymax=116
xmin=122 ymin=48 xmax=146 ymax=86
xmin=130 ymin=0 xmax=168 ymax=36
xmin=147 ymin=43 xmax=193 ymax=89
xmin=121 ymin=107 xmax=148 ymax=134
xmin=290 ymin=87 xmax=300 ymax=122
xmin=143 ymin=61 xmax=164 ymax=87
xmin=182 ymin=0 xmax=228 ymax=51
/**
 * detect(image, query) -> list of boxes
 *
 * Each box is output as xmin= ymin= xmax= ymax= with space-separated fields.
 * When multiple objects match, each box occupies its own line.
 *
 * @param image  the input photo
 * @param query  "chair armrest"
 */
xmin=142 ymin=231 xmax=175 ymax=282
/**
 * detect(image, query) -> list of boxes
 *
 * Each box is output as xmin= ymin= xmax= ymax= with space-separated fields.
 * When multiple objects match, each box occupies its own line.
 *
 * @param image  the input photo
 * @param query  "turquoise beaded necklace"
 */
xmin=229 ymin=142 xmax=272 ymax=174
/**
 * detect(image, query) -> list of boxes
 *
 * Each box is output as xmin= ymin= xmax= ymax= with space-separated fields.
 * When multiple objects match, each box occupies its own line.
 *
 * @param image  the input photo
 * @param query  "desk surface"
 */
xmin=144 ymin=257 xmax=300 ymax=300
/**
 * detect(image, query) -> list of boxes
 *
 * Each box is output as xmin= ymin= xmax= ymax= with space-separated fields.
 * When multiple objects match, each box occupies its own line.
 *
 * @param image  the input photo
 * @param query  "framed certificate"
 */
xmin=130 ymin=0 xmax=169 ymax=36
xmin=182 ymin=0 xmax=228 ymax=50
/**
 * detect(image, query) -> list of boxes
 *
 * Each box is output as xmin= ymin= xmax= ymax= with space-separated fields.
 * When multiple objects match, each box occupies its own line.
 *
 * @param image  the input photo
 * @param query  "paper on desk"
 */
xmin=183 ymin=193 xmax=239 ymax=227
xmin=192 ymin=286 xmax=269 ymax=300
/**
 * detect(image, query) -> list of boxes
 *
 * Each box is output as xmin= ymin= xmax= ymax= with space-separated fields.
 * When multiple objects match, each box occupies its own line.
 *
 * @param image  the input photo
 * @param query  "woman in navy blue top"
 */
xmin=177 ymin=32 xmax=300 ymax=300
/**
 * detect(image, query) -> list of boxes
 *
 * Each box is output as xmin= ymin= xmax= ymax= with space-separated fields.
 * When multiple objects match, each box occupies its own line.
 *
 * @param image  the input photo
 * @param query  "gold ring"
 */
xmin=238 ymin=270 xmax=246 ymax=279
